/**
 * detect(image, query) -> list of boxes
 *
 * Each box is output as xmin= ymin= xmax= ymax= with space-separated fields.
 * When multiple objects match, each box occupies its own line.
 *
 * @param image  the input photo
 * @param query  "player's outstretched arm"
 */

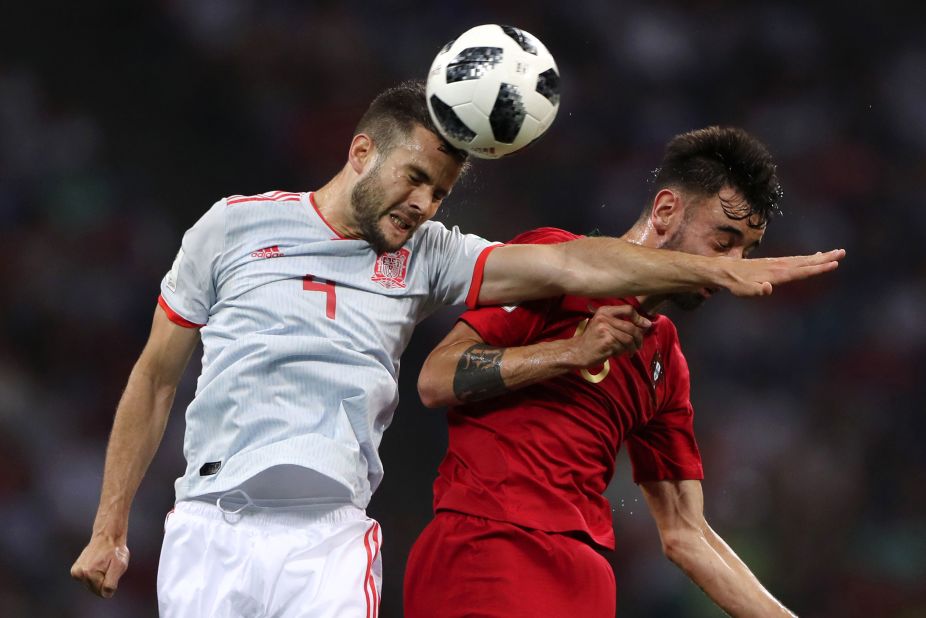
xmin=418 ymin=305 xmax=649 ymax=408
xmin=477 ymin=238 xmax=844 ymax=305
xmin=640 ymin=479 xmax=797 ymax=618
xmin=70 ymin=306 xmax=199 ymax=598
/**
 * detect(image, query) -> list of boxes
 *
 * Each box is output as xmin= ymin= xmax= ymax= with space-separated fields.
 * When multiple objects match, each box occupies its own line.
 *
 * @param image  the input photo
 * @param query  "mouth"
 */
xmin=387 ymin=211 xmax=416 ymax=233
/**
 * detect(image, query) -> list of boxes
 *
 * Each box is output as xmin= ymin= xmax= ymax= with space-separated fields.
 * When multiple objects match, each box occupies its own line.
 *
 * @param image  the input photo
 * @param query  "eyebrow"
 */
xmin=716 ymin=224 xmax=762 ymax=250
xmin=407 ymin=163 xmax=451 ymax=198
xmin=407 ymin=164 xmax=432 ymax=185
xmin=716 ymin=224 xmax=744 ymax=239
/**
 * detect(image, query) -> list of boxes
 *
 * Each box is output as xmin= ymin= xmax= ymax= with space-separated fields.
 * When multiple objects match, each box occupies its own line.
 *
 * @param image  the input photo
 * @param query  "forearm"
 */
xmin=557 ymin=237 xmax=718 ymax=298
xmin=668 ymin=527 xmax=795 ymax=617
xmin=419 ymin=337 xmax=580 ymax=408
xmin=92 ymin=364 xmax=177 ymax=538
xmin=480 ymin=238 xmax=721 ymax=305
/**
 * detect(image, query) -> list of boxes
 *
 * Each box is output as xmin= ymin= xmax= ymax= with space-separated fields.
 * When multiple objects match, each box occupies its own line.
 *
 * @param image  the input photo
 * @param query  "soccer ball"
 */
xmin=426 ymin=24 xmax=560 ymax=159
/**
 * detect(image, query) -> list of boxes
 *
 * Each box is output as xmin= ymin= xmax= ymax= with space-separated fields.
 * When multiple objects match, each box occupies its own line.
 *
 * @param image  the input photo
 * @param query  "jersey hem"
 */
xmin=434 ymin=505 xmax=616 ymax=551
xmin=632 ymin=466 xmax=705 ymax=484
xmin=175 ymin=436 xmax=375 ymax=509
xmin=158 ymin=295 xmax=206 ymax=328
xmin=465 ymin=244 xmax=502 ymax=309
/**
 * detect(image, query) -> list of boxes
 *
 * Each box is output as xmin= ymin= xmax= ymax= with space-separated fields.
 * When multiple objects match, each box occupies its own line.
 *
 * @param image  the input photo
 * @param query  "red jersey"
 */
xmin=432 ymin=228 xmax=704 ymax=550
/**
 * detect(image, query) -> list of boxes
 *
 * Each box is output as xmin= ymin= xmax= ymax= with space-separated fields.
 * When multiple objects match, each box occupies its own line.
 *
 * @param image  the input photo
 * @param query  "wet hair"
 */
xmin=354 ymin=80 xmax=469 ymax=166
xmin=648 ymin=126 xmax=783 ymax=228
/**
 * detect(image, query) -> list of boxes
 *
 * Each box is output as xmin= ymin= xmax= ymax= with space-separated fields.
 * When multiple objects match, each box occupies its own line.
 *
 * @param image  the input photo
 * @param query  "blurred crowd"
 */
xmin=1 ymin=1 xmax=924 ymax=616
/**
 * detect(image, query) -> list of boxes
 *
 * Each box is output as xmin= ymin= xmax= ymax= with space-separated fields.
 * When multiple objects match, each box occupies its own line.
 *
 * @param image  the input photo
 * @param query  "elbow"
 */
xmin=417 ymin=370 xmax=450 ymax=410
xmin=660 ymin=529 xmax=700 ymax=568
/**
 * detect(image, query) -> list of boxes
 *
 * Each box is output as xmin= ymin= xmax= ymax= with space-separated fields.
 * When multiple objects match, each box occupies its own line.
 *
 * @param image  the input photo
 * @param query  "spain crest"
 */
xmin=372 ymin=248 xmax=410 ymax=289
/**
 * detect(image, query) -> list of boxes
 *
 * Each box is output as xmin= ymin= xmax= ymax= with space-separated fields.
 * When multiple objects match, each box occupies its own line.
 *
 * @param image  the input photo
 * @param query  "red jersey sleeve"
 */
xmin=459 ymin=228 xmax=580 ymax=347
xmin=626 ymin=323 xmax=704 ymax=483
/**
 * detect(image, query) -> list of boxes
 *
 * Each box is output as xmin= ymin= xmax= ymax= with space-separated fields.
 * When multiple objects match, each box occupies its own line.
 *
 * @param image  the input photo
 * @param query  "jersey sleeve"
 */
xmin=421 ymin=222 xmax=500 ymax=309
xmin=458 ymin=300 xmax=552 ymax=347
xmin=457 ymin=228 xmax=579 ymax=346
xmin=158 ymin=199 xmax=227 ymax=327
xmin=626 ymin=328 xmax=704 ymax=483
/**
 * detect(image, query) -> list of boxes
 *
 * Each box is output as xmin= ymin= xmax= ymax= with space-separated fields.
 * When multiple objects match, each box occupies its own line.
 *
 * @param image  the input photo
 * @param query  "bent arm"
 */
xmin=418 ymin=321 xmax=580 ymax=408
xmin=478 ymin=237 xmax=843 ymax=305
xmin=418 ymin=305 xmax=648 ymax=408
xmin=93 ymin=306 xmax=199 ymax=534
xmin=641 ymin=479 xmax=796 ymax=617
xmin=71 ymin=305 xmax=199 ymax=596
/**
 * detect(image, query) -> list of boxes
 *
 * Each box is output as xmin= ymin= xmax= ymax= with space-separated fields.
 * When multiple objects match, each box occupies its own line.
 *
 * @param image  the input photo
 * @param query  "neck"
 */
xmin=620 ymin=222 xmax=668 ymax=313
xmin=313 ymin=165 xmax=362 ymax=239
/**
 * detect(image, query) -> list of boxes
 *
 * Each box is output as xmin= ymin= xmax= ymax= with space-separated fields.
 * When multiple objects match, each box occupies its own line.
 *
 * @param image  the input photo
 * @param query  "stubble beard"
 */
xmin=350 ymin=162 xmax=414 ymax=255
xmin=661 ymin=225 xmax=707 ymax=312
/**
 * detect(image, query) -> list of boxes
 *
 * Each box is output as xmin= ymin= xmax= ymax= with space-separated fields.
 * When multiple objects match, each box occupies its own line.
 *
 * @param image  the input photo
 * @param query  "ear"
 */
xmin=348 ymin=134 xmax=376 ymax=175
xmin=650 ymin=189 xmax=683 ymax=236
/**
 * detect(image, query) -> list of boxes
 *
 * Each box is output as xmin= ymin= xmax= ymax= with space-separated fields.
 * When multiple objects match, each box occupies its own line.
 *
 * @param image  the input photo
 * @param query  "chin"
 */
xmin=368 ymin=225 xmax=413 ymax=254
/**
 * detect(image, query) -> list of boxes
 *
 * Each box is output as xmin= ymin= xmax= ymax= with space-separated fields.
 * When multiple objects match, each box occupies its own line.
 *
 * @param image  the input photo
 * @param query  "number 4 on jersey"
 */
xmin=303 ymin=275 xmax=336 ymax=319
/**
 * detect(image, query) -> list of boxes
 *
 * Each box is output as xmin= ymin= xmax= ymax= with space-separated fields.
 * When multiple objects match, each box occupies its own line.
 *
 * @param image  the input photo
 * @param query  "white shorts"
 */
xmin=157 ymin=500 xmax=382 ymax=618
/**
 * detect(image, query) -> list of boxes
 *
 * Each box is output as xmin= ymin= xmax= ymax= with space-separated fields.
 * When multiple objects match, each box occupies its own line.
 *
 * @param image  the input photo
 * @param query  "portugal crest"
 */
xmin=650 ymin=350 xmax=664 ymax=386
xmin=372 ymin=248 xmax=410 ymax=289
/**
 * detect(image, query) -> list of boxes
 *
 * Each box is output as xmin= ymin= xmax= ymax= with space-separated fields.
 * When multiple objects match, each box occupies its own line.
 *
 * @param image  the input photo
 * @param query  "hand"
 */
xmin=70 ymin=535 xmax=130 ymax=598
xmin=572 ymin=304 xmax=651 ymax=367
xmin=718 ymin=249 xmax=845 ymax=297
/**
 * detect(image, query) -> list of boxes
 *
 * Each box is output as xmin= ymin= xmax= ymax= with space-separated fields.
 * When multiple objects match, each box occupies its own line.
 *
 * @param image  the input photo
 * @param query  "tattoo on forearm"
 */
xmin=453 ymin=344 xmax=507 ymax=403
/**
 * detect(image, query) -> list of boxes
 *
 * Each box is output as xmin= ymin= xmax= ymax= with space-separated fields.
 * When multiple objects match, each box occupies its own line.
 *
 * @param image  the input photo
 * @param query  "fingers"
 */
xmin=727 ymin=248 xmax=844 ymax=296
xmin=799 ymin=259 xmax=840 ymax=277
xmin=590 ymin=308 xmax=647 ymax=353
xmin=772 ymin=258 xmax=841 ymax=285
xmin=72 ymin=544 xmax=129 ymax=598
xmin=801 ymin=248 xmax=845 ymax=265
xmin=71 ymin=561 xmax=105 ymax=597
xmin=613 ymin=319 xmax=644 ymax=352
xmin=591 ymin=304 xmax=653 ymax=329
xmin=101 ymin=548 xmax=129 ymax=598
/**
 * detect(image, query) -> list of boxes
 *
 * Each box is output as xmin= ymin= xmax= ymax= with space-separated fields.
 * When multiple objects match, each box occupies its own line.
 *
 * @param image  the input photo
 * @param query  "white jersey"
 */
xmin=159 ymin=191 xmax=497 ymax=508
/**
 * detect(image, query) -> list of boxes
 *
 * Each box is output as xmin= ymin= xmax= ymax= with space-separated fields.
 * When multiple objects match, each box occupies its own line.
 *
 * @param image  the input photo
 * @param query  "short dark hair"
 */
xmin=354 ymin=80 xmax=469 ymax=165
xmin=650 ymin=126 xmax=782 ymax=228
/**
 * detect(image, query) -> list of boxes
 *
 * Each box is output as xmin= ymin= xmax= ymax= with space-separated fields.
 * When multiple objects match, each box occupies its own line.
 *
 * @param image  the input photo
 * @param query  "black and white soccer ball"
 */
xmin=426 ymin=24 xmax=560 ymax=159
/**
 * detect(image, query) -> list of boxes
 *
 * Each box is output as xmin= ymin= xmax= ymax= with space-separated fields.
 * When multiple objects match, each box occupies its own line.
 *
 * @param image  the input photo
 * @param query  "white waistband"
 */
xmin=175 ymin=495 xmax=366 ymax=529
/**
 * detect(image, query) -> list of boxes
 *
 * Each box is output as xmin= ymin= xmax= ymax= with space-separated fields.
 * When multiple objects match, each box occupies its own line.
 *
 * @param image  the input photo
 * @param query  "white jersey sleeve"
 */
xmin=159 ymin=199 xmax=226 ymax=326
xmin=419 ymin=221 xmax=499 ymax=312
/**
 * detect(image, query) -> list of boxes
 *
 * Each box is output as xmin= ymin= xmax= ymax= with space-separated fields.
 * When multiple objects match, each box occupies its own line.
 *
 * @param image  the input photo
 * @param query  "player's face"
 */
xmin=351 ymin=125 xmax=462 ymax=254
xmin=660 ymin=187 xmax=766 ymax=310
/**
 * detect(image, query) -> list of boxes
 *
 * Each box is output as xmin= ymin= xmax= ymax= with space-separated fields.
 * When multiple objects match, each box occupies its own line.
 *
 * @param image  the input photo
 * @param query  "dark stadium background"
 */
xmin=2 ymin=1 xmax=924 ymax=616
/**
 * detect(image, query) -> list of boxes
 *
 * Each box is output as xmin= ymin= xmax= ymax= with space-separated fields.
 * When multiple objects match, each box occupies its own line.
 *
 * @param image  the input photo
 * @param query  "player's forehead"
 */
xmin=387 ymin=124 xmax=463 ymax=186
xmin=692 ymin=187 xmax=766 ymax=242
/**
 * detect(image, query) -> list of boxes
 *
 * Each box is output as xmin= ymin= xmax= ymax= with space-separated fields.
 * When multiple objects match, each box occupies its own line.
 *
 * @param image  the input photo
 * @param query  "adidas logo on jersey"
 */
xmin=251 ymin=245 xmax=284 ymax=259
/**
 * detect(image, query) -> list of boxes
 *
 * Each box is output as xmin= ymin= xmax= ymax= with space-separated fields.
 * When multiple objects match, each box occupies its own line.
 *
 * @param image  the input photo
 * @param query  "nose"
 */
xmin=408 ymin=186 xmax=438 ymax=217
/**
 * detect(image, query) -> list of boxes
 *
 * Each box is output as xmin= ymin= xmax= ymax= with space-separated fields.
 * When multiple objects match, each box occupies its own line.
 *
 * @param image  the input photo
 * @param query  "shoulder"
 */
xmin=415 ymin=219 xmax=451 ymax=238
xmin=412 ymin=220 xmax=495 ymax=250
xmin=650 ymin=314 xmax=682 ymax=349
xmin=220 ymin=190 xmax=309 ymax=231
xmin=507 ymin=227 xmax=581 ymax=246
xmin=225 ymin=190 xmax=303 ymax=207
xmin=653 ymin=313 xmax=678 ymax=337
xmin=650 ymin=315 xmax=689 ymax=379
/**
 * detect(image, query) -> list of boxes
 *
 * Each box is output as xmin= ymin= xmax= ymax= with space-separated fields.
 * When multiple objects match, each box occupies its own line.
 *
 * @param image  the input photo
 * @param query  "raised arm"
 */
xmin=478 ymin=238 xmax=844 ymax=305
xmin=418 ymin=305 xmax=649 ymax=408
xmin=641 ymin=479 xmax=796 ymax=617
xmin=70 ymin=305 xmax=200 ymax=598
